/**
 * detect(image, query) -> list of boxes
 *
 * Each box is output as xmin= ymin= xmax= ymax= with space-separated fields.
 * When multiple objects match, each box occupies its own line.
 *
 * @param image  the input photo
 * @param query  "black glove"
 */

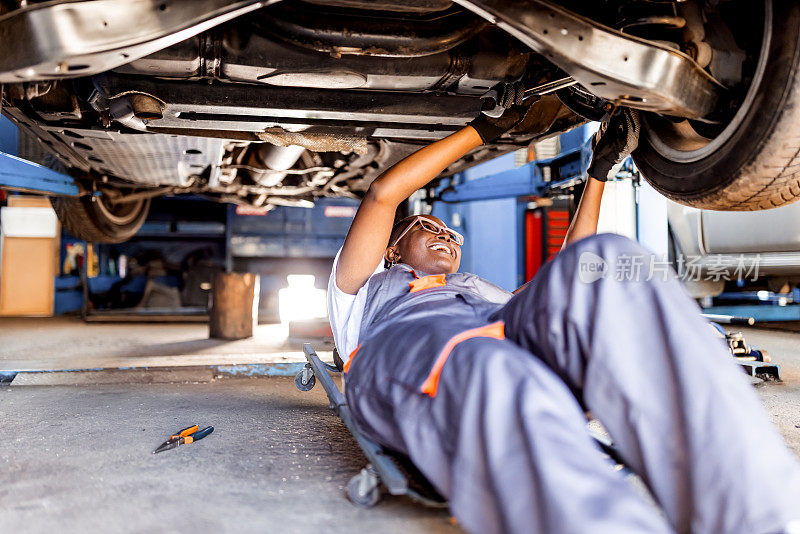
xmin=469 ymin=106 xmax=527 ymax=144
xmin=587 ymin=108 xmax=641 ymax=181
xmin=469 ymin=82 xmax=527 ymax=144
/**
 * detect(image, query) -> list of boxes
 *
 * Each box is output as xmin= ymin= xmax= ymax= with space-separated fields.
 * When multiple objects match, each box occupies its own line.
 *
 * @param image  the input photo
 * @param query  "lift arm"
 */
xmin=0 ymin=151 xmax=79 ymax=196
xmin=438 ymin=137 xmax=593 ymax=203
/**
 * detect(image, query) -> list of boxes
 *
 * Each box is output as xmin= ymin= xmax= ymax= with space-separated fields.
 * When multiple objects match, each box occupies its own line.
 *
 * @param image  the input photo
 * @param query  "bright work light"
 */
xmin=278 ymin=274 xmax=327 ymax=324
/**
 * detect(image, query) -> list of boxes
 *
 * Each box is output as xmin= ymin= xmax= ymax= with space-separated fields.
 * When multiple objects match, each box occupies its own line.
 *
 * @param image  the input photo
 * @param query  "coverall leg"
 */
xmin=348 ymin=331 xmax=674 ymax=534
xmin=499 ymin=233 xmax=800 ymax=534
xmin=347 ymin=298 xmax=673 ymax=531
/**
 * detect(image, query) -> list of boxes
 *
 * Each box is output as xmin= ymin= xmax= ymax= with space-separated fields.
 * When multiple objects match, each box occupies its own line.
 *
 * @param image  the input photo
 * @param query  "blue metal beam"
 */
xmin=438 ymin=138 xmax=593 ymax=203
xmin=703 ymin=304 xmax=800 ymax=322
xmin=0 ymin=151 xmax=79 ymax=196
xmin=439 ymin=163 xmax=544 ymax=202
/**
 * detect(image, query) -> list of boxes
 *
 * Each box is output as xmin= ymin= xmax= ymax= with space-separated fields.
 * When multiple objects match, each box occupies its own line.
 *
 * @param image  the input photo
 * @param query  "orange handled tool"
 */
xmin=172 ymin=425 xmax=198 ymax=439
xmin=153 ymin=425 xmax=214 ymax=454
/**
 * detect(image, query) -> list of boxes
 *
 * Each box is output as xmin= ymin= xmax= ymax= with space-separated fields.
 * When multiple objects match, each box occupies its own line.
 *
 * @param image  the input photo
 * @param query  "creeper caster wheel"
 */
xmin=295 ymin=364 xmax=316 ymax=391
xmin=347 ymin=465 xmax=381 ymax=508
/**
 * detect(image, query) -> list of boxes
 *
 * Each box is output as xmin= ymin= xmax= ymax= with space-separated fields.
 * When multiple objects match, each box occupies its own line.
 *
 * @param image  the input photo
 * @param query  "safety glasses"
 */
xmin=390 ymin=216 xmax=464 ymax=248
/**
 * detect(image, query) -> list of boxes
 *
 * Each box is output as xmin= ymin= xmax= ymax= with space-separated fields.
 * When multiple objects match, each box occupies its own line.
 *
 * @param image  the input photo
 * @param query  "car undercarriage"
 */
xmin=2 ymin=0 xmax=800 ymax=241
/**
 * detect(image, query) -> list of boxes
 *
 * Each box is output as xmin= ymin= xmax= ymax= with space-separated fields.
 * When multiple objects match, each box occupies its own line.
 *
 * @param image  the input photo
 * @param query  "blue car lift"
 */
xmin=0 ymin=115 xmax=78 ymax=197
xmin=0 ymin=152 xmax=79 ymax=197
xmin=437 ymin=135 xmax=594 ymax=204
xmin=703 ymin=289 xmax=800 ymax=324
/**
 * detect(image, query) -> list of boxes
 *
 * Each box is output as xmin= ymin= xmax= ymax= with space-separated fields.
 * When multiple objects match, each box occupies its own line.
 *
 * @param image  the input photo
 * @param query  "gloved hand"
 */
xmin=587 ymin=108 xmax=641 ymax=181
xmin=469 ymin=82 xmax=528 ymax=144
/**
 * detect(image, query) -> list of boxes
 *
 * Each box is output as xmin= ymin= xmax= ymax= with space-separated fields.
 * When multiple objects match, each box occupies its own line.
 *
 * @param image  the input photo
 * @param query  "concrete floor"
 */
xmin=0 ymin=317 xmax=328 ymax=371
xmin=0 ymin=378 xmax=458 ymax=534
xmin=1 ymin=317 xmax=799 ymax=532
xmin=731 ymin=327 xmax=800 ymax=454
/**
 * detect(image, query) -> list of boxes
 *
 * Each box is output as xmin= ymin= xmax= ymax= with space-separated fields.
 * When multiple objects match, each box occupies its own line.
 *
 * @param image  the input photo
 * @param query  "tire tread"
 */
xmin=49 ymin=196 xmax=149 ymax=243
xmin=675 ymin=86 xmax=800 ymax=210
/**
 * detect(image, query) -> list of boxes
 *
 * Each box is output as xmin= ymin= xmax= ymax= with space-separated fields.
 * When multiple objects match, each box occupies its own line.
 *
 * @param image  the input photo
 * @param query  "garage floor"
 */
xmin=0 ymin=317 xmax=316 ymax=372
xmin=0 ymin=379 xmax=457 ymax=534
xmin=1 ymin=317 xmax=798 ymax=533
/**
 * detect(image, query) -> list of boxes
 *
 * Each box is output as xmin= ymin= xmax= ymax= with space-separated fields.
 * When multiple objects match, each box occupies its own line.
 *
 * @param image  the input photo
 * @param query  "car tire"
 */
xmin=50 ymin=195 xmax=150 ymax=243
xmin=632 ymin=0 xmax=800 ymax=211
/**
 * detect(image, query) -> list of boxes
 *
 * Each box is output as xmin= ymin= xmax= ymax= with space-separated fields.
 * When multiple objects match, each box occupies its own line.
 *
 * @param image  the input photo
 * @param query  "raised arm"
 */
xmin=335 ymin=126 xmax=483 ymax=294
xmin=563 ymin=109 xmax=641 ymax=249
xmin=512 ymin=109 xmax=640 ymax=295
xmin=335 ymin=100 xmax=528 ymax=294
xmin=562 ymin=176 xmax=605 ymax=248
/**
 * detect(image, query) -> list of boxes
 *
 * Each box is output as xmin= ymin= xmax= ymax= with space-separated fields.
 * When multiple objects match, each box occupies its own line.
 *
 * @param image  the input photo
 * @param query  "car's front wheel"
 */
xmin=632 ymin=0 xmax=800 ymax=211
xmin=50 ymin=193 xmax=150 ymax=243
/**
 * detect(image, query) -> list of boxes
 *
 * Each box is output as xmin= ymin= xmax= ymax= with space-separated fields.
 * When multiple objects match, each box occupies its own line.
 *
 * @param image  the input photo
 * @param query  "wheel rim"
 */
xmin=94 ymin=195 xmax=145 ymax=226
xmin=643 ymin=0 xmax=772 ymax=164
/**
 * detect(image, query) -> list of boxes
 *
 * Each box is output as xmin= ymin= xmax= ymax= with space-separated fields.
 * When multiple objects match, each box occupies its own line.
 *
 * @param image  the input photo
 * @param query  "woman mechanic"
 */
xmin=326 ymin=103 xmax=800 ymax=534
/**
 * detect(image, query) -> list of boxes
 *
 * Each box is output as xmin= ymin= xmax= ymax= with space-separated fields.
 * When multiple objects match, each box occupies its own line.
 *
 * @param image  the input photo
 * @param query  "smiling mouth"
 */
xmin=428 ymin=242 xmax=452 ymax=257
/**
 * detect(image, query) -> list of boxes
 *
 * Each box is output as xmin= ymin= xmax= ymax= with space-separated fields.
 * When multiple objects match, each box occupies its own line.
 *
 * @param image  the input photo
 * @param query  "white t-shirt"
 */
xmin=327 ymin=247 xmax=385 ymax=362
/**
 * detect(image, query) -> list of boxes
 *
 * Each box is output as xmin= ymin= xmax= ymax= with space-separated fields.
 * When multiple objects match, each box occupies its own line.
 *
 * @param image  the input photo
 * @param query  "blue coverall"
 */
xmin=344 ymin=233 xmax=800 ymax=534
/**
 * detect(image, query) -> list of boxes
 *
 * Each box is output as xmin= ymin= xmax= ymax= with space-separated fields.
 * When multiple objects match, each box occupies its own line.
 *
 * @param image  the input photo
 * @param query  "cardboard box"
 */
xmin=0 ymin=197 xmax=59 ymax=316
xmin=7 ymin=195 xmax=53 ymax=208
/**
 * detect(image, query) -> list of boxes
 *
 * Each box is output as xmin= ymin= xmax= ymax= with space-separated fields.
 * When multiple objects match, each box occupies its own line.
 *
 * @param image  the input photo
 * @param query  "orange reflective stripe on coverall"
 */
xmin=420 ymin=321 xmax=505 ymax=397
xmin=409 ymin=274 xmax=447 ymax=293
xmin=343 ymin=344 xmax=361 ymax=373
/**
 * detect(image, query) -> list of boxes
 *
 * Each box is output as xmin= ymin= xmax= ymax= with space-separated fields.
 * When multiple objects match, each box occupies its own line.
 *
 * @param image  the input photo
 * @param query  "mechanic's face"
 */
xmin=387 ymin=215 xmax=461 ymax=274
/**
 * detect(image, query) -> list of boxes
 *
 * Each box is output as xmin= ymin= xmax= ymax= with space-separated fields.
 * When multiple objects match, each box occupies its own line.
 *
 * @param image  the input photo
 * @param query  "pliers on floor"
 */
xmin=153 ymin=424 xmax=214 ymax=454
